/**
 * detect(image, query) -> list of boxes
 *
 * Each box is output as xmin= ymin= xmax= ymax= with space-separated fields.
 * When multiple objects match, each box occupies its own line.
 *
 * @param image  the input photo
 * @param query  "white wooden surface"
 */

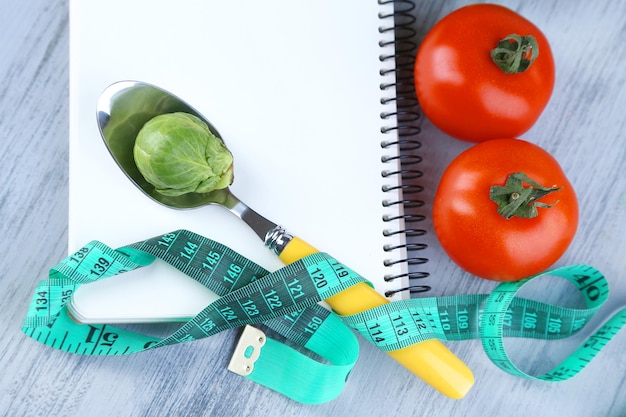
xmin=1 ymin=1 xmax=624 ymax=416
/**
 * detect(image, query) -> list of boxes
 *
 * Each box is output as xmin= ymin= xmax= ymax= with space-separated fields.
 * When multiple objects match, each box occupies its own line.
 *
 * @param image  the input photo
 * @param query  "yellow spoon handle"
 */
xmin=278 ymin=236 xmax=474 ymax=399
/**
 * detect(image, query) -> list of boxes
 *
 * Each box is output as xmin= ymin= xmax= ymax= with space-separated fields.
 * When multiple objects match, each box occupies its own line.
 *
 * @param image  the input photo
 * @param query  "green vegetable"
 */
xmin=133 ymin=112 xmax=234 ymax=196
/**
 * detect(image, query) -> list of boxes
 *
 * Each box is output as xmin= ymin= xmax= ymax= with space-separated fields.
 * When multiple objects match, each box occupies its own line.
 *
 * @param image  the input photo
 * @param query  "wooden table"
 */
xmin=1 ymin=1 xmax=624 ymax=416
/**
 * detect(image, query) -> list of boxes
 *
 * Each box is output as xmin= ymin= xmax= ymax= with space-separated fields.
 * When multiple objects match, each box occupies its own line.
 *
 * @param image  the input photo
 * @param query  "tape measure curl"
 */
xmin=22 ymin=230 xmax=626 ymax=403
xmin=22 ymin=230 xmax=361 ymax=404
xmin=342 ymin=265 xmax=626 ymax=381
xmin=480 ymin=265 xmax=626 ymax=381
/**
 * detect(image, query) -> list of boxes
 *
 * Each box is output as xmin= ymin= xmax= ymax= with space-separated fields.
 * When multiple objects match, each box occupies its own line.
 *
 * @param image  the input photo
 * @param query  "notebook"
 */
xmin=67 ymin=0 xmax=426 ymax=323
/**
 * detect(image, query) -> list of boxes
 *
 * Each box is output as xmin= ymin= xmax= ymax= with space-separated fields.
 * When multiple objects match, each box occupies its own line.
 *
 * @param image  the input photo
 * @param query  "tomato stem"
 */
xmin=490 ymin=34 xmax=539 ymax=74
xmin=490 ymin=172 xmax=561 ymax=219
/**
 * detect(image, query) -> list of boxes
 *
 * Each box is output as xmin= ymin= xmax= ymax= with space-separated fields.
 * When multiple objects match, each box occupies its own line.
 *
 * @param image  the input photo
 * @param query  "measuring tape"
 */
xmin=343 ymin=265 xmax=626 ymax=381
xmin=22 ymin=229 xmax=626 ymax=403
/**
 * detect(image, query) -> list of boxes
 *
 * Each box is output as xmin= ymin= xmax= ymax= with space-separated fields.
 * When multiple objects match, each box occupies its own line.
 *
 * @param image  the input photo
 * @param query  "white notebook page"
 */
xmin=68 ymin=0 xmax=407 ymax=322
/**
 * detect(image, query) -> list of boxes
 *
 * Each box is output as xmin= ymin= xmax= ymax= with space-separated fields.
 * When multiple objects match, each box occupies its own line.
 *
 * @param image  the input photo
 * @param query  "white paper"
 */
xmin=68 ymin=0 xmax=407 ymax=322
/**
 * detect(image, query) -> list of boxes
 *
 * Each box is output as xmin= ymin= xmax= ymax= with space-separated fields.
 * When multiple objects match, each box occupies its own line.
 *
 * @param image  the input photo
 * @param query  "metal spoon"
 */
xmin=96 ymin=80 xmax=290 ymax=253
xmin=95 ymin=80 xmax=474 ymax=399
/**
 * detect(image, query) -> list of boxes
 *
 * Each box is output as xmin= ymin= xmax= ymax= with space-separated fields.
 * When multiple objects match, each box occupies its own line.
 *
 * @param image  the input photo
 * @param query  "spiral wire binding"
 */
xmin=378 ymin=0 xmax=430 ymax=297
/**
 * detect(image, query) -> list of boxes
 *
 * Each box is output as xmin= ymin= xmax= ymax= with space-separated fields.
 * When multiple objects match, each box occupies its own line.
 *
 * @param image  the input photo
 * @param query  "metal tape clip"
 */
xmin=227 ymin=325 xmax=266 ymax=376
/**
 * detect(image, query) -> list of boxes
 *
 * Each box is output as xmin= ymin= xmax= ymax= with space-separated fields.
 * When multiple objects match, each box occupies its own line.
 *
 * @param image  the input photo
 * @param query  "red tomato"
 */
xmin=433 ymin=139 xmax=578 ymax=281
xmin=414 ymin=4 xmax=555 ymax=142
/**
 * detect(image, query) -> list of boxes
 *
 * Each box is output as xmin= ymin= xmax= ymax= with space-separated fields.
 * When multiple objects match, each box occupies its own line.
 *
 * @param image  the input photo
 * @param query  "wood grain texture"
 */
xmin=1 ymin=0 xmax=624 ymax=416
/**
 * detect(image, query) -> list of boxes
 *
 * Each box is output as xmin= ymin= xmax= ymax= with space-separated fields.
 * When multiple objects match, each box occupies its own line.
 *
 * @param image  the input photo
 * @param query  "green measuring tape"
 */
xmin=22 ymin=229 xmax=626 ymax=403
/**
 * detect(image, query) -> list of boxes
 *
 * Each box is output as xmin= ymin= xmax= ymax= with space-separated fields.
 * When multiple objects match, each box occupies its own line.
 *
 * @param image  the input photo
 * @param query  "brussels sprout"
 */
xmin=133 ymin=112 xmax=233 ymax=196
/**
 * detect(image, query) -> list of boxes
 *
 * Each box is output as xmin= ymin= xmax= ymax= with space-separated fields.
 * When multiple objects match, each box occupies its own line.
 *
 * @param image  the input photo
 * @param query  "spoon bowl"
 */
xmin=96 ymin=80 xmax=279 ymax=243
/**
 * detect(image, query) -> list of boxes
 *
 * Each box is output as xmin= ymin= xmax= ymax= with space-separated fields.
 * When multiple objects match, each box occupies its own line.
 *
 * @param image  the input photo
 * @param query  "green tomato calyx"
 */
xmin=490 ymin=172 xmax=561 ymax=219
xmin=490 ymin=34 xmax=539 ymax=74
